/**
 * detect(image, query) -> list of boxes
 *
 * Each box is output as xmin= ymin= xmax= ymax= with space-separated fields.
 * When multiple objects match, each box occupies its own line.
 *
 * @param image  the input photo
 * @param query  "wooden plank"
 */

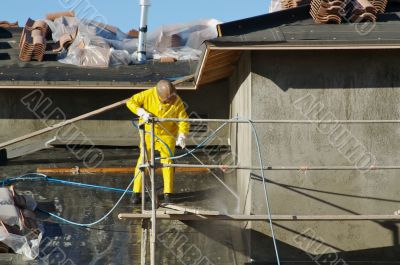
xmin=194 ymin=48 xmax=210 ymax=88
xmin=36 ymin=166 xmax=209 ymax=174
xmin=0 ymin=75 xmax=194 ymax=149
xmin=119 ymin=213 xmax=400 ymax=221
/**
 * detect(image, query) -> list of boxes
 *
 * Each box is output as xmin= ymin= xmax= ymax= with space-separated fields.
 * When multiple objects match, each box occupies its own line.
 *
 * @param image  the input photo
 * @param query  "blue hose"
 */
xmin=0 ymin=173 xmax=133 ymax=194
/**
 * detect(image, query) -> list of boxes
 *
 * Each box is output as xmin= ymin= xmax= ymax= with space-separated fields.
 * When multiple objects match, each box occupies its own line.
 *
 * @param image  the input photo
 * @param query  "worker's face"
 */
xmin=158 ymin=86 xmax=177 ymax=104
xmin=159 ymin=94 xmax=176 ymax=104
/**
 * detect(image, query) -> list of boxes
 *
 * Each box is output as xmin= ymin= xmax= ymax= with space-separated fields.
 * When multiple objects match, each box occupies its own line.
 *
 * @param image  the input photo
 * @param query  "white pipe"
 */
xmin=137 ymin=0 xmax=151 ymax=63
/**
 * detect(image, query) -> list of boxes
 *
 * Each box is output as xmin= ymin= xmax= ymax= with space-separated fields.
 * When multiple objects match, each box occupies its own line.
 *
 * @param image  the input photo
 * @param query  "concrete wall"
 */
xmin=229 ymin=51 xmax=254 ymax=216
xmin=0 ymin=80 xmax=230 ymax=157
xmin=240 ymin=50 xmax=400 ymax=263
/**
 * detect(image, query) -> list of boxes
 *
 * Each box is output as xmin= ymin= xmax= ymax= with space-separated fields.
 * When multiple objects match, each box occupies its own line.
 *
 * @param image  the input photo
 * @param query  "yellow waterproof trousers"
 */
xmin=134 ymin=134 xmax=175 ymax=194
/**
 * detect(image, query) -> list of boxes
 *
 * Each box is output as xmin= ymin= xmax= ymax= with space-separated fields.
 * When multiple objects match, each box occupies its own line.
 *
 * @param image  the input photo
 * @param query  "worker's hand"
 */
xmin=176 ymin=133 xmax=186 ymax=149
xmin=137 ymin=108 xmax=151 ymax=123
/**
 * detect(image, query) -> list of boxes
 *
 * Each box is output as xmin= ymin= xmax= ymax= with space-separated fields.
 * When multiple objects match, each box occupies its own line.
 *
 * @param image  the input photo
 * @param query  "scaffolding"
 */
xmin=119 ymin=116 xmax=400 ymax=265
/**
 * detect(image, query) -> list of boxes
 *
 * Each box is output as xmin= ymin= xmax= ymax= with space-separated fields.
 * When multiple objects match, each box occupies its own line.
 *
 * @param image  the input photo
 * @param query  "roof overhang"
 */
xmin=195 ymin=42 xmax=400 ymax=89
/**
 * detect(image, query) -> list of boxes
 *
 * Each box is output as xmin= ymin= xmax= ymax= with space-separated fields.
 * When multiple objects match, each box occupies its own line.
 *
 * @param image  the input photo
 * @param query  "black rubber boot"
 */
xmin=130 ymin=192 xmax=142 ymax=205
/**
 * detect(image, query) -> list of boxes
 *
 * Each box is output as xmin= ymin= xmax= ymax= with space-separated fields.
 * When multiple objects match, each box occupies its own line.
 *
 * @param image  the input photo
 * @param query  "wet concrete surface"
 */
xmin=0 ymin=147 xmax=242 ymax=265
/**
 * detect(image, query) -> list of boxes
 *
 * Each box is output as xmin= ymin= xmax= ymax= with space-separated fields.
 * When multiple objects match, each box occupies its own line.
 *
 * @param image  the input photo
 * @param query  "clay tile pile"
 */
xmin=310 ymin=0 xmax=388 ymax=23
xmin=310 ymin=0 xmax=345 ymax=23
xmin=51 ymin=29 xmax=78 ymax=53
xmin=369 ymin=0 xmax=388 ymax=13
xmin=281 ymin=0 xmax=311 ymax=9
xmin=19 ymin=18 xmax=48 ymax=62
xmin=348 ymin=0 xmax=377 ymax=22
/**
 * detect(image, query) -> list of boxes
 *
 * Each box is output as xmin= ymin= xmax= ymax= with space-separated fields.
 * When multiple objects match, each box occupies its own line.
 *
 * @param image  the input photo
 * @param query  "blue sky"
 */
xmin=2 ymin=0 xmax=270 ymax=32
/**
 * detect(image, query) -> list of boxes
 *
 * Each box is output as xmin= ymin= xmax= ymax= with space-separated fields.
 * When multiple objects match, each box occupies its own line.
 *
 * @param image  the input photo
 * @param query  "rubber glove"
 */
xmin=176 ymin=133 xmax=186 ymax=149
xmin=137 ymin=108 xmax=151 ymax=123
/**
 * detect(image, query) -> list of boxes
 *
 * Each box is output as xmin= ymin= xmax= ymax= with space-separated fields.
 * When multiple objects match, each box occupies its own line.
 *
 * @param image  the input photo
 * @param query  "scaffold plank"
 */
xmin=118 ymin=213 xmax=400 ymax=221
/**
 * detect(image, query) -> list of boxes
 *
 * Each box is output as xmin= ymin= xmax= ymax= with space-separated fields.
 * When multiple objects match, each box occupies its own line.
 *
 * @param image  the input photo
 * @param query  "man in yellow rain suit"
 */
xmin=126 ymin=80 xmax=190 ymax=204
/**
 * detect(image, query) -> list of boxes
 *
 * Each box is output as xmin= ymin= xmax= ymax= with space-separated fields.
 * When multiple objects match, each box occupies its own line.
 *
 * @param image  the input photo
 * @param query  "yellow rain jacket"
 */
xmin=126 ymin=86 xmax=190 ymax=138
xmin=126 ymin=86 xmax=190 ymax=193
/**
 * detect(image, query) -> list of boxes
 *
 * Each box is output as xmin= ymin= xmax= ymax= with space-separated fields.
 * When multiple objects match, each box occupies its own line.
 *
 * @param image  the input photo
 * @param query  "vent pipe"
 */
xmin=137 ymin=0 xmax=151 ymax=63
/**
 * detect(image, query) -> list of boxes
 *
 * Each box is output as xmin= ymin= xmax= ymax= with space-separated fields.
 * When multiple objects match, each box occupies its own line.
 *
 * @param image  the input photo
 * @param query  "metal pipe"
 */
xmin=163 ymin=164 xmax=400 ymax=171
xmin=137 ymin=0 xmax=150 ymax=63
xmin=150 ymin=119 xmax=156 ymax=265
xmin=140 ymin=126 xmax=146 ymax=212
xmin=118 ymin=213 xmax=400 ymax=221
xmin=154 ymin=118 xmax=400 ymax=124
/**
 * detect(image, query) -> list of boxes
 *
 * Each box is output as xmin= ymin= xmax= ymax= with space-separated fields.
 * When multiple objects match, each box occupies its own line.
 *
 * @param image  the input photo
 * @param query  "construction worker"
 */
xmin=126 ymin=80 xmax=190 ymax=205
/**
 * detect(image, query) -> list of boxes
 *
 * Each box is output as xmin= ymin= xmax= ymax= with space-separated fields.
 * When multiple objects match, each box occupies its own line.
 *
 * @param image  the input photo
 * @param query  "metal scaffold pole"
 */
xmin=154 ymin=118 xmax=400 ymax=124
xmin=139 ymin=124 xmax=148 ymax=265
xmin=162 ymin=164 xmax=400 ymax=171
xmin=150 ymin=119 xmax=157 ymax=265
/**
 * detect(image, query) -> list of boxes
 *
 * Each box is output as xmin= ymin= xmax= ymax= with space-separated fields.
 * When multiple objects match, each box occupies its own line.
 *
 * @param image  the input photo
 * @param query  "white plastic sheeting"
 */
xmin=0 ymin=224 xmax=42 ymax=260
xmin=269 ymin=0 xmax=283 ymax=12
xmin=0 ymin=188 xmax=42 ymax=260
xmin=47 ymin=17 xmax=135 ymax=67
xmin=0 ymin=188 xmax=22 ymax=229
xmin=148 ymin=19 xmax=220 ymax=61
xmin=46 ymin=17 xmax=220 ymax=67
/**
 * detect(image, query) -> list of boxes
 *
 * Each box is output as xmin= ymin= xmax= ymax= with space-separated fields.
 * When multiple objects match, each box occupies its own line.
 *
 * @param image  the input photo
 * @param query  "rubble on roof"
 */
xmin=13 ymin=12 xmax=219 ymax=68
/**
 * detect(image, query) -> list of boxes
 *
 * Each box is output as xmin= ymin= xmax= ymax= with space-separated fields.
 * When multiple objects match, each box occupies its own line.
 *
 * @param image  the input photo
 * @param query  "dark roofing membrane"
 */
xmin=210 ymin=2 xmax=400 ymax=46
xmin=0 ymin=147 xmax=238 ymax=264
xmin=0 ymin=28 xmax=197 ymax=88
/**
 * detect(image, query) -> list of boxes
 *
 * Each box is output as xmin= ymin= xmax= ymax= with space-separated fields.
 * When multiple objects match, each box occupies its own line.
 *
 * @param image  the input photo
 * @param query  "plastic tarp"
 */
xmin=269 ymin=0 xmax=283 ymax=12
xmin=46 ymin=17 xmax=220 ymax=67
xmin=0 ymin=188 xmax=22 ymax=228
xmin=0 ymin=224 xmax=42 ymax=260
xmin=148 ymin=19 xmax=220 ymax=61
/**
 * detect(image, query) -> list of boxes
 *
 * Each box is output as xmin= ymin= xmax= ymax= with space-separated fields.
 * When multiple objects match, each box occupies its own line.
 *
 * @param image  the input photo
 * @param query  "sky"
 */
xmin=2 ymin=0 xmax=270 ymax=32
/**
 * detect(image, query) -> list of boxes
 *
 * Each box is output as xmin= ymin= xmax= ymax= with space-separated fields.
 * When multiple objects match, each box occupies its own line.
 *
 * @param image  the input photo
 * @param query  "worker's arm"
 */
xmin=126 ymin=91 xmax=145 ymax=115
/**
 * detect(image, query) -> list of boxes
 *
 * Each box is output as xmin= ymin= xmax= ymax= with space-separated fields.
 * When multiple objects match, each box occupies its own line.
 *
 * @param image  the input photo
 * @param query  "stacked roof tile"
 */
xmin=310 ymin=0 xmax=344 ymax=23
xmin=310 ymin=0 xmax=388 ymax=23
xmin=19 ymin=18 xmax=48 ymax=62
xmin=370 ymin=0 xmax=388 ymax=13
xmin=348 ymin=0 xmax=377 ymax=22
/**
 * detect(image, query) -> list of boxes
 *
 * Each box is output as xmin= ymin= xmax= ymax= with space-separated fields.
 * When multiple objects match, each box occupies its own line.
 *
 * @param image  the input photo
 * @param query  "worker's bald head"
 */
xmin=157 ymin=80 xmax=177 ymax=104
